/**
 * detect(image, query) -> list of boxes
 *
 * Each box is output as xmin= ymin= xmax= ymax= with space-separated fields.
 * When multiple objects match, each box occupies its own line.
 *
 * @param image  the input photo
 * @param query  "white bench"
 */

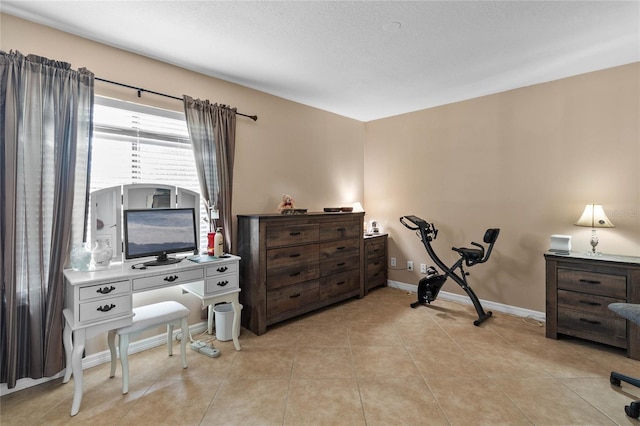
xmin=108 ymin=301 xmax=189 ymax=394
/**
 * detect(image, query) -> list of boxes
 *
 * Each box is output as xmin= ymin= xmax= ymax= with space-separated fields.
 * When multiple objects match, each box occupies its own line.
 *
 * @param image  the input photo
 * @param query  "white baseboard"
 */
xmin=387 ymin=279 xmax=546 ymax=322
xmin=0 ymin=321 xmax=209 ymax=396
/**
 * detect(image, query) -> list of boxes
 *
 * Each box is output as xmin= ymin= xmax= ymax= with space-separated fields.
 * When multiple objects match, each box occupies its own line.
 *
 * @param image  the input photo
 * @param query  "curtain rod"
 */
xmin=95 ymin=77 xmax=258 ymax=121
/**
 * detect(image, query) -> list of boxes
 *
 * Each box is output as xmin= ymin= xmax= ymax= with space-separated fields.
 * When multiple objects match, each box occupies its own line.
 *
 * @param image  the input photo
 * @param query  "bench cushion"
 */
xmin=115 ymin=301 xmax=189 ymax=335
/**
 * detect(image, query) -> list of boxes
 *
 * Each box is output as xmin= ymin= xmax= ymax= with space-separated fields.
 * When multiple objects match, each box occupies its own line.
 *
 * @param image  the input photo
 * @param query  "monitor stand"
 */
xmin=143 ymin=253 xmax=183 ymax=267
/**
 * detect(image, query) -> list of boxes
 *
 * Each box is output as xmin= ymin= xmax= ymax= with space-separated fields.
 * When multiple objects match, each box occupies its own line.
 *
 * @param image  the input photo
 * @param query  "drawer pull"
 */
xmin=579 ymin=279 xmax=601 ymax=285
xmin=579 ymin=300 xmax=601 ymax=307
xmin=164 ymin=275 xmax=179 ymax=282
xmin=579 ymin=318 xmax=602 ymax=325
xmin=216 ymin=266 xmax=228 ymax=273
xmin=97 ymin=304 xmax=116 ymax=312
xmin=373 ymin=261 xmax=380 ymax=265
xmin=217 ymin=280 xmax=229 ymax=287
xmin=337 ymin=262 xmax=346 ymax=267
xmin=372 ymin=248 xmax=380 ymax=253
xmin=290 ymin=293 xmax=301 ymax=298
xmin=372 ymin=273 xmax=380 ymax=278
xmin=336 ymin=227 xmax=346 ymax=232
xmin=290 ymin=272 xmax=301 ymax=277
xmin=96 ymin=285 xmax=116 ymax=294
xmin=289 ymin=253 xmax=301 ymax=258
xmin=336 ymin=281 xmax=346 ymax=286
xmin=336 ymin=246 xmax=346 ymax=250
xmin=290 ymin=231 xmax=301 ymax=236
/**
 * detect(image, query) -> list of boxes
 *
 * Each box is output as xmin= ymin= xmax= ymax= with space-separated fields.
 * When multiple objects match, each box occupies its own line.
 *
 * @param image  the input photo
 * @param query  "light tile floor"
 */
xmin=2 ymin=286 xmax=639 ymax=425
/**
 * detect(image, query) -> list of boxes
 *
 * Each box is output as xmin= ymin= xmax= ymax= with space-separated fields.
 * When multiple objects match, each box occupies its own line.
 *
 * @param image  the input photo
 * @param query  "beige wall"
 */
xmin=3 ymin=13 xmax=639 ymax=353
xmin=1 ymin=14 xmax=364 ymax=354
xmin=364 ymin=63 xmax=640 ymax=312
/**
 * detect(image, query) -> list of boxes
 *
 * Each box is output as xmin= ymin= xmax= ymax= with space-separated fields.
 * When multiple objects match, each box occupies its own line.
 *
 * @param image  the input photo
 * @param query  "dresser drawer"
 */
xmin=557 ymin=309 xmax=627 ymax=348
xmin=319 ymin=220 xmax=361 ymax=241
xmin=267 ymin=224 xmax=319 ymax=248
xmin=557 ymin=289 xmax=624 ymax=317
xmin=557 ymin=269 xmax=626 ymax=298
xmin=320 ymin=238 xmax=360 ymax=260
xmin=206 ymin=273 xmax=239 ymax=293
xmin=206 ymin=261 xmax=238 ymax=278
xmin=132 ymin=268 xmax=204 ymax=291
xmin=320 ymin=255 xmax=360 ymax=276
xmin=366 ymin=239 xmax=386 ymax=260
xmin=79 ymin=280 xmax=130 ymax=301
xmin=267 ymin=280 xmax=319 ymax=317
xmin=319 ymin=269 xmax=359 ymax=299
xmin=79 ymin=294 xmax=131 ymax=324
xmin=267 ymin=244 xmax=319 ymax=269
xmin=267 ymin=263 xmax=320 ymax=290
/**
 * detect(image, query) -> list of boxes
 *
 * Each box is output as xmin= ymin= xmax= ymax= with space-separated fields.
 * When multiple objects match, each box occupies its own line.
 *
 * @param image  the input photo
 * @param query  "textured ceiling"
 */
xmin=3 ymin=1 xmax=639 ymax=121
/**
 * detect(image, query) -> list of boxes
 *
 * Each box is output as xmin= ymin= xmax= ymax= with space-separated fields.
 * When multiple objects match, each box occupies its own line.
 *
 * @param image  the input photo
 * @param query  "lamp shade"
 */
xmin=574 ymin=204 xmax=615 ymax=228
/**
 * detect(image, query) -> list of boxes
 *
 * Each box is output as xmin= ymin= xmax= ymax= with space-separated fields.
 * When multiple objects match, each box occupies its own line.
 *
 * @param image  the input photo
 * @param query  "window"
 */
xmin=91 ymin=96 xmax=207 ymax=249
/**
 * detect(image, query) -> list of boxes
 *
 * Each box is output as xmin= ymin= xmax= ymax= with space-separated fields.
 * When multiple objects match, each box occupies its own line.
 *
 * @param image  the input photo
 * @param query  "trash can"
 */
xmin=213 ymin=303 xmax=234 ymax=341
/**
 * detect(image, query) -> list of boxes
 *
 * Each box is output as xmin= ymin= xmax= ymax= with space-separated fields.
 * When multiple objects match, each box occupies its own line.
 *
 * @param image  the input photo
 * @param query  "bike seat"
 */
xmin=452 ymin=228 xmax=500 ymax=267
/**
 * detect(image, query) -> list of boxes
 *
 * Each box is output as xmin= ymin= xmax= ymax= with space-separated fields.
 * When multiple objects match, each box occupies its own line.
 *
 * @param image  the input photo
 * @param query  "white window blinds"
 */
xmin=91 ymin=96 xmax=207 ymax=249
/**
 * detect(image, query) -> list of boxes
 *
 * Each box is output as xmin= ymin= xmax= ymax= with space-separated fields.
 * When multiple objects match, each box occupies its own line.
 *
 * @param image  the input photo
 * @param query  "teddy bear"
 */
xmin=277 ymin=194 xmax=295 ymax=212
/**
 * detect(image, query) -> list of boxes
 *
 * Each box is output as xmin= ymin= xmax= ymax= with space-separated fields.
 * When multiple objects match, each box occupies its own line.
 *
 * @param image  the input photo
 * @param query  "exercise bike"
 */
xmin=399 ymin=215 xmax=500 ymax=326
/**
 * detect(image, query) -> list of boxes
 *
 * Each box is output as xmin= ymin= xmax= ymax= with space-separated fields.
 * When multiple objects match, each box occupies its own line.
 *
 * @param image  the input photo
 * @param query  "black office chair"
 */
xmin=608 ymin=302 xmax=640 ymax=419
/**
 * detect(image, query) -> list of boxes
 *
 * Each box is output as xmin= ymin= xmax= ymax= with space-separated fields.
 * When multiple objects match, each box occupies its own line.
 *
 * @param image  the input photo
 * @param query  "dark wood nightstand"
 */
xmin=545 ymin=251 xmax=640 ymax=360
xmin=364 ymin=233 xmax=388 ymax=295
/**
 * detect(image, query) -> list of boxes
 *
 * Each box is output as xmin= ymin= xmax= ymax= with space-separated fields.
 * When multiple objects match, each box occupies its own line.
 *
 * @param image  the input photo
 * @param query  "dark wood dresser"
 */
xmin=237 ymin=212 xmax=365 ymax=335
xmin=545 ymin=252 xmax=640 ymax=360
xmin=364 ymin=233 xmax=388 ymax=294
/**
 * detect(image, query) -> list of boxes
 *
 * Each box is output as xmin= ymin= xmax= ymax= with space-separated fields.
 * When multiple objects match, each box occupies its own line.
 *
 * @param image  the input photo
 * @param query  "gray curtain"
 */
xmin=183 ymin=96 xmax=236 ymax=253
xmin=0 ymin=51 xmax=94 ymax=388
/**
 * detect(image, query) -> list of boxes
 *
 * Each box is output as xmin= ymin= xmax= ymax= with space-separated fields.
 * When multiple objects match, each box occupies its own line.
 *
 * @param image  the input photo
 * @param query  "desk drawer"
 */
xmin=206 ymin=262 xmax=238 ymax=278
xmin=557 ymin=269 xmax=626 ymax=298
xmin=79 ymin=280 xmax=130 ymax=301
xmin=133 ymin=268 xmax=204 ymax=291
xmin=206 ymin=273 xmax=239 ymax=294
xmin=79 ymin=294 xmax=131 ymax=324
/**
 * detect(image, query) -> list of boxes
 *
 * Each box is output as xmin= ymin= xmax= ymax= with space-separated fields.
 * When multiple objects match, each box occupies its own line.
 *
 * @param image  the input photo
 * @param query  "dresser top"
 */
xmin=238 ymin=212 xmax=365 ymax=219
xmin=545 ymin=251 xmax=640 ymax=266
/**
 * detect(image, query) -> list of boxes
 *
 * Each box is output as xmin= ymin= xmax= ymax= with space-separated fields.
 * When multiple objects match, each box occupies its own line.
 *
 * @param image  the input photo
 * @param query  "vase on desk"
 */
xmin=70 ymin=243 xmax=92 ymax=271
xmin=91 ymin=239 xmax=112 ymax=270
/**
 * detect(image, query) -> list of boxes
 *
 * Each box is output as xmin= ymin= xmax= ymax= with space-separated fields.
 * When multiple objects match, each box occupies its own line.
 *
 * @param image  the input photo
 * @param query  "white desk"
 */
xmin=62 ymin=255 xmax=241 ymax=416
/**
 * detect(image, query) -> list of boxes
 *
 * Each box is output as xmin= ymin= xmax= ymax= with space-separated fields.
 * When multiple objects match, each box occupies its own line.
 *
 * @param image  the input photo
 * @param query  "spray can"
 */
xmin=214 ymin=227 xmax=224 ymax=257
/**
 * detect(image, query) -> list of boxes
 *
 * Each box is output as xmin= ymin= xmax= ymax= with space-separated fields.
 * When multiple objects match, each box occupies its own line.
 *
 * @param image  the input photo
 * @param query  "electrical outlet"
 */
xmin=407 ymin=261 xmax=413 ymax=271
xmin=420 ymin=263 xmax=427 ymax=274
xmin=390 ymin=257 xmax=396 ymax=267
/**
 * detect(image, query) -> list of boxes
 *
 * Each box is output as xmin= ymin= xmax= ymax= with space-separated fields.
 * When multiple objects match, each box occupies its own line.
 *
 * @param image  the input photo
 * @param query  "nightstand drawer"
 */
xmin=557 ymin=289 xmax=623 ymax=317
xmin=366 ymin=240 xmax=386 ymax=260
xmin=557 ymin=269 xmax=626 ymax=298
xmin=557 ymin=309 xmax=627 ymax=348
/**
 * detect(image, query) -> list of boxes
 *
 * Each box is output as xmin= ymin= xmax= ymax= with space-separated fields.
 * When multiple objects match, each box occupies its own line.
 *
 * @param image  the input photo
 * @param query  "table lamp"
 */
xmin=574 ymin=204 xmax=614 ymax=255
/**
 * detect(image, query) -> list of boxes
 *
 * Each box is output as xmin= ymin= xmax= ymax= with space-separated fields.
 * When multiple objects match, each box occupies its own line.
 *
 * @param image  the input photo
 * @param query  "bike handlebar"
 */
xmin=399 ymin=215 xmax=438 ymax=240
